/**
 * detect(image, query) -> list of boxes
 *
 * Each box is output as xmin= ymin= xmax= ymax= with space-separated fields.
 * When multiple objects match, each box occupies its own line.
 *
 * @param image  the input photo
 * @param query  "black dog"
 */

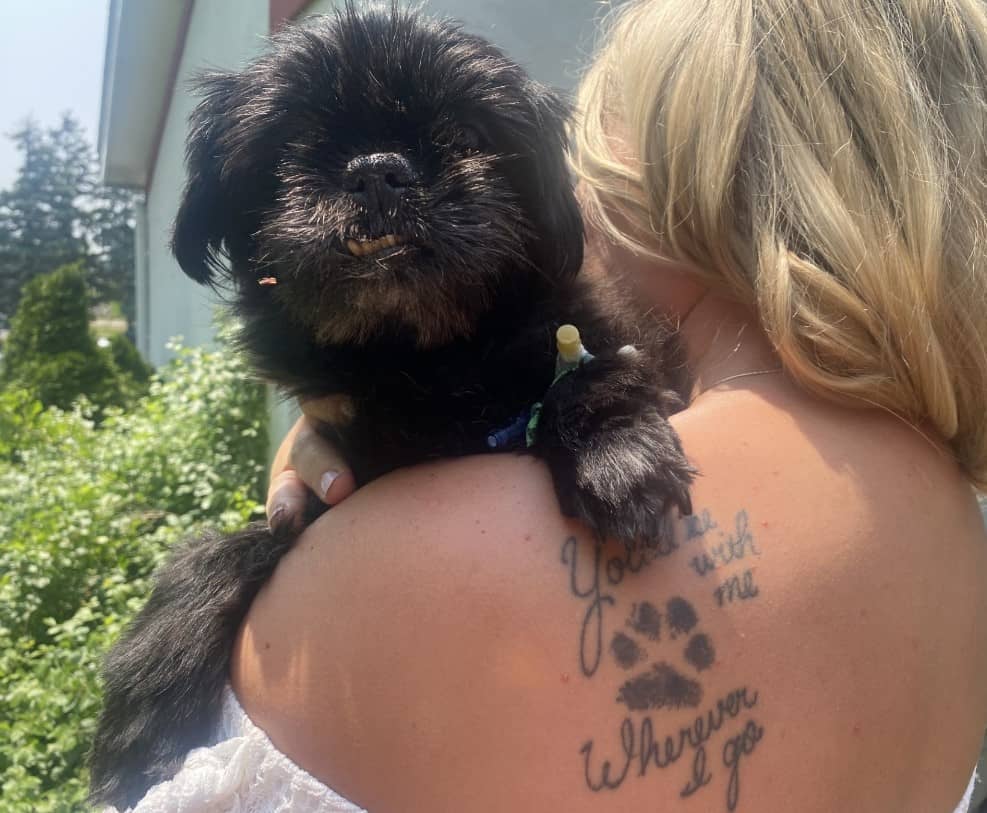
xmin=89 ymin=5 xmax=694 ymax=808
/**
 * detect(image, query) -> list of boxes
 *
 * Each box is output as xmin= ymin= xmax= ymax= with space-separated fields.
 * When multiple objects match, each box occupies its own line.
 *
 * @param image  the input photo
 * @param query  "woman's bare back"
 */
xmin=233 ymin=376 xmax=987 ymax=812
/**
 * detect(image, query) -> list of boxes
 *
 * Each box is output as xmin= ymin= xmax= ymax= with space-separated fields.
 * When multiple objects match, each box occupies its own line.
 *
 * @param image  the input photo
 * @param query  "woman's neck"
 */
xmin=679 ymin=292 xmax=782 ymax=402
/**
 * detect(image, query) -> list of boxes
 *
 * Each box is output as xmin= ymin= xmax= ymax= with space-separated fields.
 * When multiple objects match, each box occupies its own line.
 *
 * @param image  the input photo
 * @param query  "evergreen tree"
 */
xmin=2 ymin=263 xmax=93 ymax=366
xmin=89 ymin=183 xmax=138 ymax=322
xmin=0 ymin=263 xmax=130 ymax=412
xmin=0 ymin=116 xmax=90 ymax=320
xmin=0 ymin=114 xmax=136 ymax=324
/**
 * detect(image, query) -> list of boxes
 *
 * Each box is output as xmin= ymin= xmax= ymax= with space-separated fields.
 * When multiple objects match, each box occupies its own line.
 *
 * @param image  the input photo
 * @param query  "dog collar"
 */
xmin=486 ymin=325 xmax=594 ymax=451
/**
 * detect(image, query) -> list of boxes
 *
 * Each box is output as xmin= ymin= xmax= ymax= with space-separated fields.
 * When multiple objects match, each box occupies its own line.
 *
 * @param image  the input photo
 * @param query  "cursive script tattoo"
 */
xmin=714 ymin=569 xmax=760 ymax=607
xmin=723 ymin=720 xmax=765 ymax=811
xmin=680 ymin=742 xmax=714 ymax=799
xmin=567 ymin=508 xmax=768 ymax=809
xmin=581 ymin=687 xmax=760 ymax=806
xmin=562 ymin=535 xmax=678 ymax=677
xmin=684 ymin=509 xmax=717 ymax=541
xmin=690 ymin=511 xmax=760 ymax=577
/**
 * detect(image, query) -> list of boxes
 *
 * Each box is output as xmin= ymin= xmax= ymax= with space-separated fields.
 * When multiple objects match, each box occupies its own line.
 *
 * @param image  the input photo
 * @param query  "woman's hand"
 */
xmin=266 ymin=398 xmax=357 ymax=533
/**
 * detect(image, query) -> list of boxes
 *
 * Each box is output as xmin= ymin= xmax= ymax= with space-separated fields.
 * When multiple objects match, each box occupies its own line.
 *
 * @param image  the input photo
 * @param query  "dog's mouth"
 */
xmin=345 ymin=233 xmax=409 ymax=258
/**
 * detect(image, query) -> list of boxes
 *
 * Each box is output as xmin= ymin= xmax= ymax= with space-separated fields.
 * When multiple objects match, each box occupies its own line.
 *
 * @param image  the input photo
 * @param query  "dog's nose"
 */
xmin=343 ymin=153 xmax=417 ymax=209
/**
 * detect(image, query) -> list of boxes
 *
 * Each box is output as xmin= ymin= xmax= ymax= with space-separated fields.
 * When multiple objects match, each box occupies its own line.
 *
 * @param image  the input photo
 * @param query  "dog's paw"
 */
xmin=536 ymin=350 xmax=695 ymax=547
xmin=557 ymin=405 xmax=695 ymax=545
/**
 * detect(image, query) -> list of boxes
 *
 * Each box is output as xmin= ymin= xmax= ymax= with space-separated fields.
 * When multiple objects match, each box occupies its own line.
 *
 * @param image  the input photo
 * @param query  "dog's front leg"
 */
xmin=532 ymin=348 xmax=696 ymax=547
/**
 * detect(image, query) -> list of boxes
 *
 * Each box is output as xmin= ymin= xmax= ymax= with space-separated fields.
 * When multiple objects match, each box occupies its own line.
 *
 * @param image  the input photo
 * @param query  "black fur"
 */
xmin=90 ymin=524 xmax=293 ymax=807
xmin=90 ymin=5 xmax=694 ymax=808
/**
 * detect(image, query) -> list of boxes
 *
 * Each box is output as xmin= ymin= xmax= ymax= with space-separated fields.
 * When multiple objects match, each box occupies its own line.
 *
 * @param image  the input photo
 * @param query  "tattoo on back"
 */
xmin=563 ymin=508 xmax=767 ymax=811
xmin=560 ymin=533 xmax=678 ymax=678
xmin=714 ymin=569 xmax=760 ymax=606
xmin=666 ymin=596 xmax=699 ymax=637
xmin=627 ymin=601 xmax=663 ymax=640
xmin=689 ymin=511 xmax=759 ymax=577
xmin=610 ymin=632 xmax=646 ymax=669
xmin=616 ymin=662 xmax=702 ymax=711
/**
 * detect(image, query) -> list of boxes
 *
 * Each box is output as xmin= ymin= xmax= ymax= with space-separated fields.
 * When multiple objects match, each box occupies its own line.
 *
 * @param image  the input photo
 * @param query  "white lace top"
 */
xmin=107 ymin=687 xmax=366 ymax=812
xmin=108 ymin=687 xmax=978 ymax=812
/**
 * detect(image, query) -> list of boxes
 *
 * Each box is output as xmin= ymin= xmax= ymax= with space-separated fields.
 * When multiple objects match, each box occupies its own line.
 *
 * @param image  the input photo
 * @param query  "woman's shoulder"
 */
xmin=232 ymin=386 xmax=987 ymax=812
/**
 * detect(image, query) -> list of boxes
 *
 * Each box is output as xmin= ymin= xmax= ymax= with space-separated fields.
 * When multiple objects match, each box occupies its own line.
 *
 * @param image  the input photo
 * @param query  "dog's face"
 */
xmin=172 ymin=5 xmax=583 ymax=349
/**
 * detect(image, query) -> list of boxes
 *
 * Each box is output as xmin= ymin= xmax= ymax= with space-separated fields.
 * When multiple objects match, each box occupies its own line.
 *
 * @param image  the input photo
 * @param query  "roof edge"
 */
xmin=98 ymin=0 xmax=194 ymax=188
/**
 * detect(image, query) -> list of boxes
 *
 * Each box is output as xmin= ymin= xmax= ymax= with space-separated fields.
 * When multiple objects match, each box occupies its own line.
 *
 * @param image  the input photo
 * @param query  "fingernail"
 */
xmin=269 ymin=504 xmax=287 ymax=533
xmin=320 ymin=471 xmax=340 ymax=500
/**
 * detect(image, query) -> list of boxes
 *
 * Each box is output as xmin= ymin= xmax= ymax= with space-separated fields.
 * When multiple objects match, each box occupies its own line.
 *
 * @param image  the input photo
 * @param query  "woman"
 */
xmin=235 ymin=0 xmax=987 ymax=810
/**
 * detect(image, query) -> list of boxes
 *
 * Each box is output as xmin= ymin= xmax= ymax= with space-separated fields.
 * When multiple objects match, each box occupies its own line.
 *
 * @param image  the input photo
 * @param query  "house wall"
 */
xmin=143 ymin=0 xmax=268 ymax=367
xmin=302 ymin=0 xmax=605 ymax=90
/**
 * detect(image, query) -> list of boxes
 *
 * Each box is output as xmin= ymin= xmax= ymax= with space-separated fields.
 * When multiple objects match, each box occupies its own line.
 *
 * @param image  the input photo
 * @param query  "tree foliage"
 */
xmin=0 ymin=264 xmax=144 ymax=413
xmin=87 ymin=183 xmax=138 ymax=322
xmin=0 ymin=114 xmax=137 ymax=324
xmin=0 ymin=335 xmax=268 ymax=810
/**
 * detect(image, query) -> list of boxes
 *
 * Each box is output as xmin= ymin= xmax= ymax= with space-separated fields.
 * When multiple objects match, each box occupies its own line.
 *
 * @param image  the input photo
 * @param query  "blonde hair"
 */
xmin=574 ymin=0 xmax=987 ymax=486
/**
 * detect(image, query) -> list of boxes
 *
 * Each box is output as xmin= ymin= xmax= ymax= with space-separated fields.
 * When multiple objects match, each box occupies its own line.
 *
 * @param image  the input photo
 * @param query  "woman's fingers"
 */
xmin=286 ymin=416 xmax=357 ymax=506
xmin=266 ymin=469 xmax=311 ymax=535
xmin=266 ymin=412 xmax=357 ymax=533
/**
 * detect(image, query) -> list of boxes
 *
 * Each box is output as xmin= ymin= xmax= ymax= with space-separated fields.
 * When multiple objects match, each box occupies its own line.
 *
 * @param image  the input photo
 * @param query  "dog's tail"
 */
xmin=88 ymin=522 xmax=293 ymax=810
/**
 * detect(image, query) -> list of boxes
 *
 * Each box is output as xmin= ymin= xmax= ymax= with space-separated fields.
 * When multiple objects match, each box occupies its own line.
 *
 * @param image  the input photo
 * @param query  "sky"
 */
xmin=0 ymin=0 xmax=110 ymax=190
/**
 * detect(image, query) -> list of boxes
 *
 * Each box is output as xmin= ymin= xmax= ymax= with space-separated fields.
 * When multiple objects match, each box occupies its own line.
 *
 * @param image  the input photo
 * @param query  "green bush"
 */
xmin=2 ymin=264 xmax=93 ymax=362
xmin=0 ymin=389 xmax=44 ymax=463
xmin=0 ymin=264 xmax=147 ymax=413
xmin=0 ymin=333 xmax=268 ymax=811
xmin=106 ymin=333 xmax=152 ymax=387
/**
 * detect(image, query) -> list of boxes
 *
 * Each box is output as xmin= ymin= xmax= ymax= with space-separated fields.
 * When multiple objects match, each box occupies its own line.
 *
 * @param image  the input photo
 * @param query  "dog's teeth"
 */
xmin=347 ymin=235 xmax=406 ymax=257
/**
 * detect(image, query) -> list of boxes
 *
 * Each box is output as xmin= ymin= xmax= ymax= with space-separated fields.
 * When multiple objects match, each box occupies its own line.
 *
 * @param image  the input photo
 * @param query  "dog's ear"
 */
xmin=171 ymin=72 xmax=246 ymax=286
xmin=519 ymin=82 xmax=584 ymax=282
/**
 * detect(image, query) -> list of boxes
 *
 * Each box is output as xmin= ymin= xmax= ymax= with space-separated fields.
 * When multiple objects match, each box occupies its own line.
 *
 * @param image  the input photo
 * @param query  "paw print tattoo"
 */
xmin=610 ymin=596 xmax=716 ymax=711
xmin=684 ymin=633 xmax=716 ymax=671
xmin=616 ymin=662 xmax=702 ymax=711
xmin=666 ymin=596 xmax=698 ymax=638
xmin=627 ymin=601 xmax=662 ymax=640
xmin=609 ymin=632 xmax=647 ymax=669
